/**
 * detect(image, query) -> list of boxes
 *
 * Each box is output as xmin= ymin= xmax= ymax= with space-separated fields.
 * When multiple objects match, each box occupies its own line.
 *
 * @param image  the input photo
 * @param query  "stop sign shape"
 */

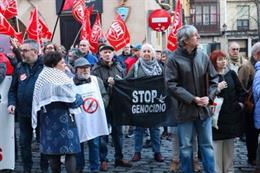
xmin=148 ymin=9 xmax=171 ymax=32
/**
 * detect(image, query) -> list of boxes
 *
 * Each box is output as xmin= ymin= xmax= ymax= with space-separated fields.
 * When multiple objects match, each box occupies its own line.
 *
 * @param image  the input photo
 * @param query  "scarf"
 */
xmin=139 ymin=58 xmax=162 ymax=76
xmin=228 ymin=55 xmax=243 ymax=66
xmin=32 ymin=66 xmax=80 ymax=129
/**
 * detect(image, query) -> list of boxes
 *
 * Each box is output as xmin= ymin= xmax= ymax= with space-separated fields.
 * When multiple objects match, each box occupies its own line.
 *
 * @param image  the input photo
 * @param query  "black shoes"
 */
xmin=114 ymin=159 xmax=132 ymax=167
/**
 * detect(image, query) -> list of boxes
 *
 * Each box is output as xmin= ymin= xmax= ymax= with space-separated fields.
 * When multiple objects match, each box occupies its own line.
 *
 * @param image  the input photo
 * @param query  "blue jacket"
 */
xmin=116 ymin=52 xmax=132 ymax=70
xmin=75 ymin=49 xmax=98 ymax=66
xmin=253 ymin=61 xmax=260 ymax=129
xmin=8 ymin=58 xmax=44 ymax=117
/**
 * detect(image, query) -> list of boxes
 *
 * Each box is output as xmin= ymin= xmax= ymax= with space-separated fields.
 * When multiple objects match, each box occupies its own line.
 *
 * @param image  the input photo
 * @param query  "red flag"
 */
xmin=167 ymin=0 xmax=182 ymax=51
xmin=63 ymin=0 xmax=75 ymax=11
xmin=89 ymin=13 xmax=104 ymax=53
xmin=106 ymin=14 xmax=130 ymax=51
xmin=39 ymin=18 xmax=52 ymax=40
xmin=26 ymin=8 xmax=40 ymax=44
xmin=72 ymin=0 xmax=86 ymax=23
xmin=80 ymin=5 xmax=93 ymax=41
xmin=0 ymin=13 xmax=23 ymax=43
xmin=0 ymin=0 xmax=17 ymax=19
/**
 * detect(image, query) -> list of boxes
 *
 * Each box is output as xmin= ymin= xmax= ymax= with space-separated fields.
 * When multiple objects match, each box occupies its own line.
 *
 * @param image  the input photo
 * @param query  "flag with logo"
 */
xmin=167 ymin=0 xmax=182 ymax=51
xmin=106 ymin=14 xmax=130 ymax=51
xmin=80 ymin=5 xmax=93 ymax=41
xmin=0 ymin=13 xmax=23 ymax=43
xmin=89 ymin=13 xmax=104 ymax=53
xmin=38 ymin=18 xmax=52 ymax=40
xmin=0 ymin=0 xmax=17 ymax=19
xmin=72 ymin=0 xmax=86 ymax=23
xmin=63 ymin=0 xmax=75 ymax=11
xmin=26 ymin=8 xmax=40 ymax=44
xmin=109 ymin=76 xmax=176 ymax=127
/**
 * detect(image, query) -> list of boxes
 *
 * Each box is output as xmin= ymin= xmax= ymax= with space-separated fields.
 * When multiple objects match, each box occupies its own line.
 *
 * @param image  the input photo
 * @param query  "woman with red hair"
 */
xmin=210 ymin=50 xmax=245 ymax=173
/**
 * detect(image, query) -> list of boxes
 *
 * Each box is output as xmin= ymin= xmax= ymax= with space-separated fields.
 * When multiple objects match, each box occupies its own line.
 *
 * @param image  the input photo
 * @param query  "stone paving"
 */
xmin=0 ymin=127 xmax=256 ymax=173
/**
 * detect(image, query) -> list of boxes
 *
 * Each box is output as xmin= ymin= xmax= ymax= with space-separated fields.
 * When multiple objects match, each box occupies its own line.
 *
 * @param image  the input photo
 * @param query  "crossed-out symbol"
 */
xmin=0 ymin=147 xmax=3 ymax=161
xmin=82 ymin=97 xmax=99 ymax=114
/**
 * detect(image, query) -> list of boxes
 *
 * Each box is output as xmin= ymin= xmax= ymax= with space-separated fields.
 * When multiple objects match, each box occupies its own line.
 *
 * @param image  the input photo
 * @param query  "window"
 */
xmin=192 ymin=2 xmax=219 ymax=33
xmin=237 ymin=19 xmax=249 ymax=30
xmin=237 ymin=5 xmax=249 ymax=30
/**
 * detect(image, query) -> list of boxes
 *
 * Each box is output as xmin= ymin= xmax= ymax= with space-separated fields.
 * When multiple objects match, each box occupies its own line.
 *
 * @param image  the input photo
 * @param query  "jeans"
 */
xmin=76 ymin=137 xmax=100 ymax=171
xmin=171 ymin=126 xmax=199 ymax=161
xmin=99 ymin=126 xmax=123 ymax=161
xmin=18 ymin=116 xmax=49 ymax=172
xmin=177 ymin=117 xmax=216 ymax=173
xmin=99 ymin=135 xmax=108 ymax=162
xmin=134 ymin=127 xmax=161 ymax=153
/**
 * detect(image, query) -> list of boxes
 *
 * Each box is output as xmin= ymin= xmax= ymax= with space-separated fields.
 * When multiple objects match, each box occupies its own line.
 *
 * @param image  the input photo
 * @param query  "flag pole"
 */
xmin=71 ymin=25 xmax=83 ymax=48
xmin=15 ymin=17 xmax=20 ymax=32
xmin=51 ymin=0 xmax=66 ymax=41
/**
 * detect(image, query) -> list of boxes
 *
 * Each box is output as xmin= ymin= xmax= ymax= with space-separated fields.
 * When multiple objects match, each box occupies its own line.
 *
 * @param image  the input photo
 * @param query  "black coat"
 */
xmin=213 ymin=70 xmax=246 ymax=140
xmin=91 ymin=60 xmax=124 ymax=96
xmin=8 ymin=58 xmax=43 ymax=117
xmin=165 ymin=47 xmax=219 ymax=122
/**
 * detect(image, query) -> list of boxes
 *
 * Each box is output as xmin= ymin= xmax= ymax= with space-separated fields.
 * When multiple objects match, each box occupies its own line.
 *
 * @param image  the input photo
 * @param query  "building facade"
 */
xmin=16 ymin=0 xmax=173 ymax=52
xmin=187 ymin=0 xmax=259 ymax=57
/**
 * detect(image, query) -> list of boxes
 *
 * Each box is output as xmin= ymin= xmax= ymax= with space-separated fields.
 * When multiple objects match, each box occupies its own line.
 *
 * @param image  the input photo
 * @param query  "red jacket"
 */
xmin=124 ymin=56 xmax=138 ymax=74
xmin=0 ymin=52 xmax=14 ymax=75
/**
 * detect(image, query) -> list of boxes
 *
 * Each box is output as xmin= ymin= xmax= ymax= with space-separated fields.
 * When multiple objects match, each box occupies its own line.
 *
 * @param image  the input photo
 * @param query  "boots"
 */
xmin=170 ymin=160 xmax=180 ymax=172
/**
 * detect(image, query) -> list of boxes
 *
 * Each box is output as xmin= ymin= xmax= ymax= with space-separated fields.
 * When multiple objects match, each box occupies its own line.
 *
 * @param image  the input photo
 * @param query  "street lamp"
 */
xmin=222 ymin=23 xmax=228 ymax=52
xmin=189 ymin=7 xmax=195 ymax=23
xmin=222 ymin=23 xmax=227 ymax=35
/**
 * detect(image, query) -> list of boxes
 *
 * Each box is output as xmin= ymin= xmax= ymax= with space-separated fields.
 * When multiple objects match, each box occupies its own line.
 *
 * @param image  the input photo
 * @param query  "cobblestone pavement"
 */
xmin=0 ymin=127 xmax=256 ymax=173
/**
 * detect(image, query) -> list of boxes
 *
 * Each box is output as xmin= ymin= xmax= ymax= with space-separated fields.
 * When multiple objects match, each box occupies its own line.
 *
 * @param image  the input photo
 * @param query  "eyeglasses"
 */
xmin=20 ymin=49 xmax=34 ymax=53
xmin=232 ymin=48 xmax=240 ymax=51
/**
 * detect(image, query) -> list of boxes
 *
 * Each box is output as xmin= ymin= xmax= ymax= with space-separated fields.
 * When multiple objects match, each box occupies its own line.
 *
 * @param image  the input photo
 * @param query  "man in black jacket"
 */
xmin=165 ymin=25 xmax=218 ymax=173
xmin=92 ymin=44 xmax=132 ymax=171
xmin=8 ymin=39 xmax=48 ymax=173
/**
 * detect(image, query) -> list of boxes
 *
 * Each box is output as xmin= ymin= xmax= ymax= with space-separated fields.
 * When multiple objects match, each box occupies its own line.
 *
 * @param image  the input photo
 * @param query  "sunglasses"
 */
xmin=232 ymin=48 xmax=239 ymax=51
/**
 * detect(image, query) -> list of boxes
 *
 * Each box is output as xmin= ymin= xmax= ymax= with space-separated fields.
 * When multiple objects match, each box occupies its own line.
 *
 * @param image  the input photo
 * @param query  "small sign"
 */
xmin=148 ymin=9 xmax=171 ymax=32
xmin=116 ymin=5 xmax=130 ymax=21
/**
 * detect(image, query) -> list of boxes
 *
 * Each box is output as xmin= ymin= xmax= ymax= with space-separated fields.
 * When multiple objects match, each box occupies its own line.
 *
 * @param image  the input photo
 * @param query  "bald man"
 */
xmin=75 ymin=39 xmax=98 ymax=66
xmin=227 ymin=41 xmax=247 ymax=74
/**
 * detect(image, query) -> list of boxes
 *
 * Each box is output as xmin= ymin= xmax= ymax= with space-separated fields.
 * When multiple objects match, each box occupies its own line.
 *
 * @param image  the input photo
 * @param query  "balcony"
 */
xmin=189 ymin=1 xmax=221 ymax=35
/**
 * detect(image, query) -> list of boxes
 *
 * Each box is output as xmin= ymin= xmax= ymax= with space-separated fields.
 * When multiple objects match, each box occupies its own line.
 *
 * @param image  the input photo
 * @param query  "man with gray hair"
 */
xmin=238 ymin=42 xmax=260 ymax=167
xmin=227 ymin=41 xmax=247 ymax=74
xmin=165 ymin=25 xmax=218 ymax=173
xmin=8 ymin=39 xmax=48 ymax=173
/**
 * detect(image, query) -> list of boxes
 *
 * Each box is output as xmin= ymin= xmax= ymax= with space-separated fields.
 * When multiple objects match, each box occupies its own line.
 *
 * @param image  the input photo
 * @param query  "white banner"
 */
xmin=75 ymin=76 xmax=109 ymax=142
xmin=0 ymin=76 xmax=15 ymax=170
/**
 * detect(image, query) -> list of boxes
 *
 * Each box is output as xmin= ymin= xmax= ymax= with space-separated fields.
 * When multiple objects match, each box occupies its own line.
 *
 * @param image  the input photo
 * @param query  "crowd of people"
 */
xmin=0 ymin=24 xmax=260 ymax=173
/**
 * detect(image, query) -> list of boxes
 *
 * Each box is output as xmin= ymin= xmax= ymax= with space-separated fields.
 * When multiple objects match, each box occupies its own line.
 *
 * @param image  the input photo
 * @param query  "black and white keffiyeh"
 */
xmin=138 ymin=58 xmax=162 ymax=76
xmin=32 ymin=66 xmax=79 ymax=129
